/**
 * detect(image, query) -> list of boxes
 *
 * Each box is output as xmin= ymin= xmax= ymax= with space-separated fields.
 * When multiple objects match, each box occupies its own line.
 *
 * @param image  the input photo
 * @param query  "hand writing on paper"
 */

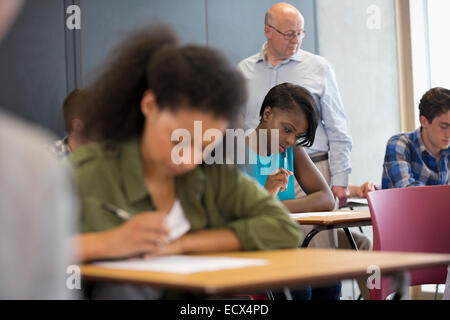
xmin=103 ymin=212 xmax=170 ymax=259
xmin=264 ymin=168 xmax=293 ymax=195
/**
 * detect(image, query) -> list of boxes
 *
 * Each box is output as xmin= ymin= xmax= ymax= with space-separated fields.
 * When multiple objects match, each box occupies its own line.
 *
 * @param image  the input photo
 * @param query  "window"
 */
xmin=427 ymin=0 xmax=450 ymax=88
xmin=410 ymin=0 xmax=450 ymax=126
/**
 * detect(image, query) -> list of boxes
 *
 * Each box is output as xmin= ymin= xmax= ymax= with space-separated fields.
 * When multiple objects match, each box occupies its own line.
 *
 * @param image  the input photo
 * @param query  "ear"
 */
xmin=141 ymin=90 xmax=159 ymax=120
xmin=420 ymin=115 xmax=430 ymax=128
xmin=262 ymin=106 xmax=273 ymax=122
xmin=264 ymin=25 xmax=271 ymax=39
xmin=71 ymin=118 xmax=83 ymax=133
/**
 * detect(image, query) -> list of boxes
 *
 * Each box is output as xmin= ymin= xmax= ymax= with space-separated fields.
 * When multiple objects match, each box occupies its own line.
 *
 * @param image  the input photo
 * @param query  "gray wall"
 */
xmin=0 ymin=0 xmax=318 ymax=137
xmin=80 ymin=0 xmax=318 ymax=83
xmin=79 ymin=0 xmax=208 ymax=84
xmin=0 ymin=0 xmax=68 ymax=135
xmin=317 ymin=0 xmax=401 ymax=186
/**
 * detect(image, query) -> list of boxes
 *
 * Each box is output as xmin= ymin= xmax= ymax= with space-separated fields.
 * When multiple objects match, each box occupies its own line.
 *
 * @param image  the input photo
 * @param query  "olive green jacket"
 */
xmin=70 ymin=137 xmax=301 ymax=251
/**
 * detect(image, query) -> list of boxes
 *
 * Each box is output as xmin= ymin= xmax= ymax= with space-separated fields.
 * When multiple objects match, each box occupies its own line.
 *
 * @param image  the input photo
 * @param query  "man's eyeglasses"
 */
xmin=267 ymin=24 xmax=306 ymax=40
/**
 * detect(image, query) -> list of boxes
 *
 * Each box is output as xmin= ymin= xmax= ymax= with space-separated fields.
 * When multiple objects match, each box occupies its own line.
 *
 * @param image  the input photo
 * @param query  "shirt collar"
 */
xmin=257 ymin=42 xmax=303 ymax=65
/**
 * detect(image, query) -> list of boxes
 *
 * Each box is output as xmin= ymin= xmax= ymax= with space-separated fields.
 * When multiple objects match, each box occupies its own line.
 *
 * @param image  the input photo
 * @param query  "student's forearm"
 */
xmin=178 ymin=228 xmax=241 ymax=254
xmin=72 ymin=232 xmax=110 ymax=263
xmin=74 ymin=229 xmax=242 ymax=262
xmin=282 ymin=191 xmax=335 ymax=213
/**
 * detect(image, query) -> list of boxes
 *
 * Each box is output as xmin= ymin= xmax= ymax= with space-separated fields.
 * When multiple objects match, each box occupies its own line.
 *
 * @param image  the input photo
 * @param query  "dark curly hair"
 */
xmin=259 ymin=83 xmax=318 ymax=147
xmin=419 ymin=87 xmax=450 ymax=123
xmin=82 ymin=25 xmax=247 ymax=141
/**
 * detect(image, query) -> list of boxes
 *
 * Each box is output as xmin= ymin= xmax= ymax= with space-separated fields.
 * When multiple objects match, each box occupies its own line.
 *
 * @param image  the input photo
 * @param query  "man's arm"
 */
xmin=320 ymin=62 xmax=353 ymax=206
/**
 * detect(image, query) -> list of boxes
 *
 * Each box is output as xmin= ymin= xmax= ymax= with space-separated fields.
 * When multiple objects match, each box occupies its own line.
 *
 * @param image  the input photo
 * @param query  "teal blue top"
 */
xmin=243 ymin=145 xmax=295 ymax=201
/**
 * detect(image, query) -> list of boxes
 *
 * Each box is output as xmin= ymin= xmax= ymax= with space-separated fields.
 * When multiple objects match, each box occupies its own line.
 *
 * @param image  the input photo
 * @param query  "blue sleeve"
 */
xmin=382 ymin=136 xmax=425 ymax=189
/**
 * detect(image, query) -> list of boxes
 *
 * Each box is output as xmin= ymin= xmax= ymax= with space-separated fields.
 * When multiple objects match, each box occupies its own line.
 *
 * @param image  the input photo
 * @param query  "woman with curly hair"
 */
xmin=70 ymin=25 xmax=301 ymax=299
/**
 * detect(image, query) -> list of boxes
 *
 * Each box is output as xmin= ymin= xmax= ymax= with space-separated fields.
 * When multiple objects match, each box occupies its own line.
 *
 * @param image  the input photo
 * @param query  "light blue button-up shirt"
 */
xmin=238 ymin=43 xmax=352 ymax=186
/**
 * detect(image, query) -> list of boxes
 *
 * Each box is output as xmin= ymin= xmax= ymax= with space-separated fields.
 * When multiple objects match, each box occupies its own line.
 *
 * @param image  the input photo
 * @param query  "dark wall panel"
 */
xmin=79 ymin=0 xmax=207 ymax=85
xmin=0 ymin=0 xmax=67 ymax=136
xmin=0 ymin=1 xmax=317 ymax=136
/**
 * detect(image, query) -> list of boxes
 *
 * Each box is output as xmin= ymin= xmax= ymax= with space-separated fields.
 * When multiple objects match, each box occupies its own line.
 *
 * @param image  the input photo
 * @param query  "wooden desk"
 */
xmin=292 ymin=210 xmax=372 ymax=249
xmin=80 ymin=249 xmax=450 ymax=296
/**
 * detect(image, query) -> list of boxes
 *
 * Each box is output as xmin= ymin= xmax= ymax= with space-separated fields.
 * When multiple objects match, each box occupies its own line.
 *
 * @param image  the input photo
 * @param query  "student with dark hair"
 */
xmin=241 ymin=83 xmax=339 ymax=300
xmin=48 ymin=89 xmax=91 ymax=157
xmin=243 ymin=83 xmax=335 ymax=212
xmin=382 ymin=87 xmax=450 ymax=188
xmin=70 ymin=26 xmax=301 ymax=299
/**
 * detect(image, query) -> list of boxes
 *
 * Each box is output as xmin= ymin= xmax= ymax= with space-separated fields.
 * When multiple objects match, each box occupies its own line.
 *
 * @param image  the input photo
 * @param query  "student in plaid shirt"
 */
xmin=382 ymin=87 xmax=450 ymax=189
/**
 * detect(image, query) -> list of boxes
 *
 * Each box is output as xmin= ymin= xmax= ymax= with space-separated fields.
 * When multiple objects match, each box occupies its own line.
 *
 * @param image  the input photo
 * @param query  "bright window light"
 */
xmin=427 ymin=0 xmax=450 ymax=88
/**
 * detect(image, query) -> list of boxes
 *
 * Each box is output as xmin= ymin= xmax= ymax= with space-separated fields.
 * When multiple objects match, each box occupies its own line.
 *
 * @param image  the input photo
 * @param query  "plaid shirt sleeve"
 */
xmin=382 ymin=135 xmax=425 ymax=189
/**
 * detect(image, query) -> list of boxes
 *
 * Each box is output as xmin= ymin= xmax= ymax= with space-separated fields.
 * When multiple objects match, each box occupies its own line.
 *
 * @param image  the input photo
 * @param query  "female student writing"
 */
xmin=242 ymin=83 xmax=339 ymax=300
xmin=71 ymin=26 xmax=301 ymax=266
xmin=243 ymin=83 xmax=335 ymax=212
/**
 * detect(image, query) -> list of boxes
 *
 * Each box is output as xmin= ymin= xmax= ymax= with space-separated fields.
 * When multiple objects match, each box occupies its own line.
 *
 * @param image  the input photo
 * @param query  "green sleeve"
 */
xmin=209 ymin=165 xmax=302 ymax=251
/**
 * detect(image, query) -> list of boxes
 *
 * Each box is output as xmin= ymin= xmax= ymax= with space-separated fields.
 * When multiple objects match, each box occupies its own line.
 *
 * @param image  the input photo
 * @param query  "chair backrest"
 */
xmin=367 ymin=185 xmax=450 ymax=300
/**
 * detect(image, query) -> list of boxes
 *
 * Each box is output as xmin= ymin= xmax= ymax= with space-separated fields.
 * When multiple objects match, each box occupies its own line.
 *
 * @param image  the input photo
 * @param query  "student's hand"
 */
xmin=264 ymin=168 xmax=293 ymax=195
xmin=358 ymin=182 xmax=375 ymax=198
xmin=332 ymin=186 xmax=350 ymax=208
xmin=102 ymin=212 xmax=170 ymax=259
xmin=142 ymin=238 xmax=184 ymax=259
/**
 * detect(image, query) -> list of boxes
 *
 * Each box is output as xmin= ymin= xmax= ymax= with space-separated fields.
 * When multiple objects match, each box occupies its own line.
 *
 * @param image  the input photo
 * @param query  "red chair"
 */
xmin=367 ymin=185 xmax=450 ymax=300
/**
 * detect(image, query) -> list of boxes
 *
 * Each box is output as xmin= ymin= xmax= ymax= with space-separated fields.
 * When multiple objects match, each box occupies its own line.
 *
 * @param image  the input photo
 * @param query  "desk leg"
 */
xmin=301 ymin=229 xmax=320 ymax=248
xmin=343 ymin=227 xmax=358 ymax=251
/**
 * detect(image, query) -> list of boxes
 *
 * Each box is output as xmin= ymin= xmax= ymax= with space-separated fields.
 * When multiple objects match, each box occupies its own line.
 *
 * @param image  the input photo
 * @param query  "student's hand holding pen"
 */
xmin=102 ymin=212 xmax=170 ymax=259
xmin=264 ymin=168 xmax=293 ymax=195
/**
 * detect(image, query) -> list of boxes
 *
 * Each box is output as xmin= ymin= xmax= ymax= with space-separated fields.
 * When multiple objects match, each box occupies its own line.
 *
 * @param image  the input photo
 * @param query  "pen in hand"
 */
xmin=101 ymin=202 xmax=167 ymax=250
xmin=101 ymin=202 xmax=132 ymax=221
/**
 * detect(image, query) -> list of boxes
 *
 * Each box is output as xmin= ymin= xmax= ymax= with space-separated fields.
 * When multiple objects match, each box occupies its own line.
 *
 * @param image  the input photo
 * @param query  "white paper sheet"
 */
xmin=290 ymin=211 xmax=359 ymax=219
xmin=94 ymin=255 xmax=268 ymax=274
xmin=346 ymin=197 xmax=369 ymax=205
